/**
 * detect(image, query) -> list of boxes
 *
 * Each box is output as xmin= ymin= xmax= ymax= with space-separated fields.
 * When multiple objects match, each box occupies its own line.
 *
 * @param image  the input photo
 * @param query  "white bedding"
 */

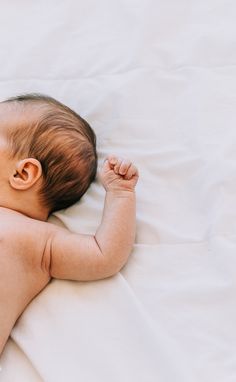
xmin=0 ymin=0 xmax=236 ymax=381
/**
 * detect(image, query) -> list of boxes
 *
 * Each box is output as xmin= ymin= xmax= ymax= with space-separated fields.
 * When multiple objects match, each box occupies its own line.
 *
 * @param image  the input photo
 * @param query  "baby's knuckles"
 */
xmin=100 ymin=171 xmax=137 ymax=193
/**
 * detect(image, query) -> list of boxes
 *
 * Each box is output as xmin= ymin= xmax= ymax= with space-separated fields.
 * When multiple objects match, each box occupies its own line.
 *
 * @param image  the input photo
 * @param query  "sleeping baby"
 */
xmin=0 ymin=94 xmax=139 ymax=355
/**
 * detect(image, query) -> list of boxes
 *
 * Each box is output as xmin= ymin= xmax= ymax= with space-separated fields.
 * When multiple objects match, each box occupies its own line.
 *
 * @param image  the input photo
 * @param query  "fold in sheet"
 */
xmin=1 ymin=0 xmax=236 ymax=381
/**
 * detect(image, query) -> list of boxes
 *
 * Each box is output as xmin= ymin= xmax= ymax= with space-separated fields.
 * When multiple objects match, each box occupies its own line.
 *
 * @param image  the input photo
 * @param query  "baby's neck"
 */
xmin=0 ymin=204 xmax=49 ymax=221
xmin=0 ymin=192 xmax=49 ymax=221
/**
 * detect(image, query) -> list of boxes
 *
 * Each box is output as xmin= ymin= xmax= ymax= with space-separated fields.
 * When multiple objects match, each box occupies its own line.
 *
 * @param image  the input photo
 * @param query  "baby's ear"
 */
xmin=9 ymin=158 xmax=42 ymax=190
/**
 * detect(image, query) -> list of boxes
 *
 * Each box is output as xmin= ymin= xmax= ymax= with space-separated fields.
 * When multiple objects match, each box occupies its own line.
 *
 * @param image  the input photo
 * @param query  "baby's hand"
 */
xmin=99 ymin=155 xmax=139 ymax=193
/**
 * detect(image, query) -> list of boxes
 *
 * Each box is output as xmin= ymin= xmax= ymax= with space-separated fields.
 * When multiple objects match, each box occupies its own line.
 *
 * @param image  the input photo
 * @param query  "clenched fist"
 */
xmin=99 ymin=155 xmax=139 ymax=193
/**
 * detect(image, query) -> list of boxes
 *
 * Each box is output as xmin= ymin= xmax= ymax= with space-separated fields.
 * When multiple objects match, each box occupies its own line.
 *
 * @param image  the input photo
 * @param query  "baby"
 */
xmin=0 ymin=94 xmax=139 ymax=355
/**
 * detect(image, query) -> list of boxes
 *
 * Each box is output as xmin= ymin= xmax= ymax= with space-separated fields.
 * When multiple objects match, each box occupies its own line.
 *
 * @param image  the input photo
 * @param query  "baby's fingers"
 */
xmin=124 ymin=164 xmax=139 ymax=180
xmin=113 ymin=157 xmax=130 ymax=175
xmin=119 ymin=159 xmax=132 ymax=175
xmin=107 ymin=155 xmax=118 ymax=166
xmin=106 ymin=156 xmax=137 ymax=179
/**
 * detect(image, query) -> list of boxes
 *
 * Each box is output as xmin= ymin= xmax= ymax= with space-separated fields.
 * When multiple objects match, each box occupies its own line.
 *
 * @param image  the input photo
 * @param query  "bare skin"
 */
xmin=0 ymin=114 xmax=139 ymax=355
xmin=0 ymin=209 xmax=52 ymax=353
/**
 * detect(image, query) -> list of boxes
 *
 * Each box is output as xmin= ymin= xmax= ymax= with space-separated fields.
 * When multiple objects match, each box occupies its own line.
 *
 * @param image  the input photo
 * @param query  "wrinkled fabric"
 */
xmin=0 ymin=0 xmax=236 ymax=381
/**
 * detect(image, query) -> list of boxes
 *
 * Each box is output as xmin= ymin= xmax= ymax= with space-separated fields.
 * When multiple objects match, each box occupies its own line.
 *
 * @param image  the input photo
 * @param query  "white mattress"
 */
xmin=0 ymin=1 xmax=236 ymax=381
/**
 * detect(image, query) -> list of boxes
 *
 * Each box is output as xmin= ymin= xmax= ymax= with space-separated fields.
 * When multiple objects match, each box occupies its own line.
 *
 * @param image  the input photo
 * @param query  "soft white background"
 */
xmin=0 ymin=1 xmax=236 ymax=381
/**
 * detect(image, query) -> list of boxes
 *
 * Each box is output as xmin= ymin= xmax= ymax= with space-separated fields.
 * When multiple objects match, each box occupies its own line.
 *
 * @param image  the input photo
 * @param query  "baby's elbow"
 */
xmin=99 ymin=264 xmax=123 ymax=280
xmin=101 ymin=251 xmax=130 ymax=279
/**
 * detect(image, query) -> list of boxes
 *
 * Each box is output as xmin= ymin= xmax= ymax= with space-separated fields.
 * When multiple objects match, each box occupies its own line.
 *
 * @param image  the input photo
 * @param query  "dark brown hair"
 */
xmin=3 ymin=93 xmax=97 ymax=214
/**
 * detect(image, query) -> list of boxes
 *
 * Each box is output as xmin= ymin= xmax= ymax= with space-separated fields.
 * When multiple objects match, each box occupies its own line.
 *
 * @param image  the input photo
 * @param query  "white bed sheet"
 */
xmin=0 ymin=0 xmax=236 ymax=381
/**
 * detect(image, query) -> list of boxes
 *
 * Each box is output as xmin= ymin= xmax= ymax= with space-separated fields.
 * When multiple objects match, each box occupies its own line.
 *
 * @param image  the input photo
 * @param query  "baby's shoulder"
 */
xmin=0 ymin=209 xmax=58 ymax=275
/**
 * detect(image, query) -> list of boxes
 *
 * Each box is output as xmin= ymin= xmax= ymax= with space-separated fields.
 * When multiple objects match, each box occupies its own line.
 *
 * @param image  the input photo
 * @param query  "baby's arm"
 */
xmin=48 ymin=155 xmax=139 ymax=281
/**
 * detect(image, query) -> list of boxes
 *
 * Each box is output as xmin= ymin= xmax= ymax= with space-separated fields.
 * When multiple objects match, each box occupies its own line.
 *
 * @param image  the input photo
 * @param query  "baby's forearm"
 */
xmin=95 ymin=190 xmax=136 ymax=274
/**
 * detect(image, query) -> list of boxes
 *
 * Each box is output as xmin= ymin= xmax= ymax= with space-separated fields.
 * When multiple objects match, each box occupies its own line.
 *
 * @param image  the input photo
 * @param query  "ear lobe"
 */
xmin=9 ymin=158 xmax=42 ymax=190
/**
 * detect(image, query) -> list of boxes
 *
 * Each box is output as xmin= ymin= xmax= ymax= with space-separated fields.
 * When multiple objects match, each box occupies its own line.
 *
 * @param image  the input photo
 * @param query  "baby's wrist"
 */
xmin=106 ymin=188 xmax=136 ymax=198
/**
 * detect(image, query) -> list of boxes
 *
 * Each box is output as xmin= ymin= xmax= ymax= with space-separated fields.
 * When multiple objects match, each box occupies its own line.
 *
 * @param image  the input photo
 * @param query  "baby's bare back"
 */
xmin=0 ymin=208 xmax=52 ymax=354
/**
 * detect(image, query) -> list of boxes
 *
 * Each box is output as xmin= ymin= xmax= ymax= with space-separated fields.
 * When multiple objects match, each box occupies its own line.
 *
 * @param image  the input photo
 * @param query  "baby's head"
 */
xmin=0 ymin=93 xmax=97 ymax=218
